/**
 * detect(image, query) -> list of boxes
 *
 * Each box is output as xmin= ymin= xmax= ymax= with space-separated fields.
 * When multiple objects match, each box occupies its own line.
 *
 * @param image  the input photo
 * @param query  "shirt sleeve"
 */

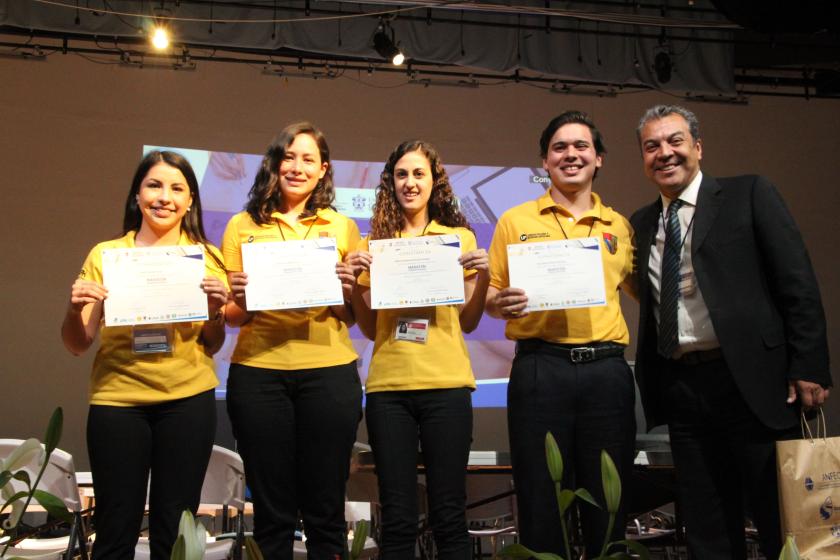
xmin=341 ymin=218 xmax=362 ymax=261
xmin=205 ymin=244 xmax=230 ymax=288
xmin=488 ymin=215 xmax=511 ymax=290
xmin=356 ymin=236 xmax=372 ymax=288
xmin=221 ymin=214 xmax=244 ymax=272
xmin=80 ymin=244 xmax=103 ymax=284
xmin=459 ymin=229 xmax=478 ymax=280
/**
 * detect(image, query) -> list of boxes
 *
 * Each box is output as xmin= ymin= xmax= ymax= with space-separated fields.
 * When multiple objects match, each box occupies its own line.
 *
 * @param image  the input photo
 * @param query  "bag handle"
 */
xmin=800 ymin=407 xmax=827 ymax=443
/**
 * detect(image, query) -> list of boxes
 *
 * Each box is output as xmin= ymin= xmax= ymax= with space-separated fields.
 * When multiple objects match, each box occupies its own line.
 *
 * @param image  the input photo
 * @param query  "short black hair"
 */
xmin=539 ymin=110 xmax=607 ymax=159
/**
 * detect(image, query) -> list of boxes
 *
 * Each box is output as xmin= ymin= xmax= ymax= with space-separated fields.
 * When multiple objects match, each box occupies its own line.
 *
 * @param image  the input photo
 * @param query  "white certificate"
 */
xmin=101 ymin=246 xmax=208 ymax=327
xmin=242 ymin=238 xmax=343 ymax=311
xmin=369 ymin=235 xmax=465 ymax=309
xmin=507 ymin=237 xmax=607 ymax=312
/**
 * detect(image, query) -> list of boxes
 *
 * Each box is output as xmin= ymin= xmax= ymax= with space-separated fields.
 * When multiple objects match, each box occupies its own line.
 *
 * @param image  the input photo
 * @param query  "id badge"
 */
xmin=132 ymin=325 xmax=173 ymax=354
xmin=394 ymin=318 xmax=430 ymax=344
xmin=679 ymin=271 xmax=696 ymax=296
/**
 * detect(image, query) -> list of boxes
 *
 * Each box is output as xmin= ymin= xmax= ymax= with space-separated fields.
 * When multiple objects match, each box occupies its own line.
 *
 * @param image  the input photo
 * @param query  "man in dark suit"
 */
xmin=630 ymin=104 xmax=832 ymax=559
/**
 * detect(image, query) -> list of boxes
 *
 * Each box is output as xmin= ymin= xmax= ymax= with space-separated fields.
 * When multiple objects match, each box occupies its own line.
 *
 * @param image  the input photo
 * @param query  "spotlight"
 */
xmin=151 ymin=26 xmax=170 ymax=50
xmin=373 ymin=22 xmax=405 ymax=66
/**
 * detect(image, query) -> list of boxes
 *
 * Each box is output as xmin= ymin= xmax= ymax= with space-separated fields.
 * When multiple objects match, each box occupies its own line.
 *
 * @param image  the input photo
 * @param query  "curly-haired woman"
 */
xmin=348 ymin=140 xmax=489 ymax=559
xmin=221 ymin=123 xmax=362 ymax=559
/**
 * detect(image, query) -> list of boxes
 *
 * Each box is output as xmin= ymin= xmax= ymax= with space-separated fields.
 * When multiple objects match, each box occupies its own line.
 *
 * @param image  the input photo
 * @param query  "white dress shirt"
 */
xmin=648 ymin=171 xmax=720 ymax=357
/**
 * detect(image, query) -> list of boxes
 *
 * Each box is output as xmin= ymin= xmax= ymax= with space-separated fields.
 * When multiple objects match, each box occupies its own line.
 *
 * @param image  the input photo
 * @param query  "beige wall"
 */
xmin=1 ymin=55 xmax=838 ymax=468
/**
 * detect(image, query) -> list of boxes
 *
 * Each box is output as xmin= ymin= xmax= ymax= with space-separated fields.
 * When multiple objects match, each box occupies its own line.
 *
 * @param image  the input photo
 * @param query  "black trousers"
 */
xmin=661 ymin=357 xmax=796 ymax=560
xmin=226 ymin=361 xmax=363 ymax=560
xmin=366 ymin=388 xmax=473 ymax=560
xmin=507 ymin=345 xmax=636 ymax=558
xmin=87 ymin=389 xmax=216 ymax=560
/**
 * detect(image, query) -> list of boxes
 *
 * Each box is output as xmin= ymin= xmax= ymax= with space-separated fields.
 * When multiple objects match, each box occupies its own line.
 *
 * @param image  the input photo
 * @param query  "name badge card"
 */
xmin=242 ymin=238 xmax=343 ymax=311
xmin=507 ymin=237 xmax=607 ymax=312
xmin=369 ymin=234 xmax=465 ymax=310
xmin=395 ymin=318 xmax=430 ymax=343
xmin=102 ymin=245 xmax=208 ymax=327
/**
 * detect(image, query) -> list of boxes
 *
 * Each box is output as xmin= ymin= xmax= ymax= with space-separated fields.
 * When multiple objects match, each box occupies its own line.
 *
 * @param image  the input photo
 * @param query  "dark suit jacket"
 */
xmin=631 ymin=174 xmax=831 ymax=431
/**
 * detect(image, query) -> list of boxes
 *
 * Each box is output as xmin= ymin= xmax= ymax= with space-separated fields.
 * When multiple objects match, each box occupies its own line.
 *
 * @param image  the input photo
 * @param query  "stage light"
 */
xmin=151 ymin=26 xmax=170 ymax=50
xmin=373 ymin=22 xmax=405 ymax=66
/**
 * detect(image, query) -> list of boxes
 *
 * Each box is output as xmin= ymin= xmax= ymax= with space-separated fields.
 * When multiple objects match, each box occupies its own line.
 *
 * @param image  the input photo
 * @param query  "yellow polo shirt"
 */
xmin=358 ymin=221 xmax=478 ymax=393
xmin=222 ymin=208 xmax=360 ymax=370
xmin=488 ymin=191 xmax=635 ymax=344
xmin=80 ymin=231 xmax=225 ymax=406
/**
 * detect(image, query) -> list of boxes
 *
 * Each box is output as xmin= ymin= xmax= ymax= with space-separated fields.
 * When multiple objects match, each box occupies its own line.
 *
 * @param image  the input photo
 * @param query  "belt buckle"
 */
xmin=570 ymin=347 xmax=595 ymax=363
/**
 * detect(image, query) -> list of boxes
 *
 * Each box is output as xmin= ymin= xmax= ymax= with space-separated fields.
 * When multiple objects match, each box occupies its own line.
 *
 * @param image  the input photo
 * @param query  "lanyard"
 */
xmin=277 ymin=217 xmax=316 ymax=241
xmin=551 ymin=209 xmax=594 ymax=239
xmin=397 ymin=221 xmax=431 ymax=238
xmin=658 ymin=204 xmax=696 ymax=254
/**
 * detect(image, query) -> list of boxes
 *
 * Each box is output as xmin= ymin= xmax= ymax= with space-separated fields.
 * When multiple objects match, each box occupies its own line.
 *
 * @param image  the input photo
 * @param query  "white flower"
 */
xmin=0 ymin=439 xmax=44 ymax=472
xmin=1 ymin=438 xmax=44 ymax=531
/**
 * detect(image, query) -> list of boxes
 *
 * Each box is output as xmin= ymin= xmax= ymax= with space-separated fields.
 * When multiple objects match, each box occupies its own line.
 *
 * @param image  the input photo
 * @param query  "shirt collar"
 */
xmin=660 ymin=170 xmax=703 ymax=212
xmin=126 ymin=229 xmax=190 ymax=247
xmin=536 ymin=189 xmax=611 ymax=224
xmin=271 ymin=207 xmax=331 ymax=227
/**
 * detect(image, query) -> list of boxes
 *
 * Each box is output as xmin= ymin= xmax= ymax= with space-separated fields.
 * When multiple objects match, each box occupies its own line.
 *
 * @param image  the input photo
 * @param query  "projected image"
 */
xmin=145 ymin=145 xmax=550 ymax=407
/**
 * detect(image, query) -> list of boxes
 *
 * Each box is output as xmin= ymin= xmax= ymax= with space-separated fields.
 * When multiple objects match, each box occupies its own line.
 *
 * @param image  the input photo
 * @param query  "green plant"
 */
xmin=170 ymin=510 xmax=206 ymax=560
xmin=346 ymin=519 xmax=369 ymax=560
xmin=779 ymin=536 xmax=800 ymax=560
xmin=0 ymin=408 xmax=72 ymax=558
xmin=170 ymin=509 xmax=269 ymax=560
xmin=502 ymin=432 xmax=648 ymax=560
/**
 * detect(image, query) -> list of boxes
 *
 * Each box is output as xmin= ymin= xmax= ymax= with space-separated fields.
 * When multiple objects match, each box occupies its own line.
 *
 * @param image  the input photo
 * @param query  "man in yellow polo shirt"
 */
xmin=486 ymin=111 xmax=636 ymax=557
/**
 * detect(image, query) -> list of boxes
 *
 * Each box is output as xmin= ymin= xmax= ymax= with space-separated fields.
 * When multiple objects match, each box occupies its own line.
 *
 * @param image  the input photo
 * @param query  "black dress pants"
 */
xmin=661 ymin=357 xmax=796 ymax=560
xmin=226 ymin=361 xmax=363 ymax=560
xmin=507 ymin=344 xmax=636 ymax=558
xmin=366 ymin=388 xmax=473 ymax=560
xmin=87 ymin=389 xmax=216 ymax=560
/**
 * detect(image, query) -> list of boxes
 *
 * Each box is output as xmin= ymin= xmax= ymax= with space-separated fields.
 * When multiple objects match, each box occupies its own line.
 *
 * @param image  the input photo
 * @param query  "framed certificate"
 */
xmin=241 ymin=238 xmax=343 ymax=311
xmin=369 ymin=235 xmax=465 ymax=309
xmin=507 ymin=237 xmax=607 ymax=312
xmin=101 ymin=245 xmax=208 ymax=327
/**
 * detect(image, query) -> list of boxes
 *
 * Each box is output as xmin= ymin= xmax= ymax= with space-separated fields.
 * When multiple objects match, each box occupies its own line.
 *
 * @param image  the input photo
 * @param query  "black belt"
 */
xmin=516 ymin=339 xmax=626 ymax=364
xmin=674 ymin=347 xmax=724 ymax=366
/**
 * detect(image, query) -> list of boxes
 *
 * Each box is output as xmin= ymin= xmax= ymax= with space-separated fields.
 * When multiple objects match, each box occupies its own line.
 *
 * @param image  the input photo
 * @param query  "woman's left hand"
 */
xmin=336 ymin=261 xmax=356 ymax=302
xmin=201 ymin=277 xmax=229 ymax=317
xmin=459 ymin=249 xmax=489 ymax=273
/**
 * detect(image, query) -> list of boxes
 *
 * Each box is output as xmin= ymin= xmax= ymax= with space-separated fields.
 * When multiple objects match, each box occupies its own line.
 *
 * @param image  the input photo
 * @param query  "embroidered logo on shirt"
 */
xmin=602 ymin=233 xmax=618 ymax=254
xmin=519 ymin=232 xmax=551 ymax=242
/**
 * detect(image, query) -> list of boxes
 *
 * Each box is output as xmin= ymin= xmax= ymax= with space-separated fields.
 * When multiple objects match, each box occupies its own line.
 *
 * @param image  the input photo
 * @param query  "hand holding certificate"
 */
xmin=369 ymin=234 xmax=465 ymax=309
xmin=242 ymin=238 xmax=343 ymax=311
xmin=507 ymin=237 xmax=607 ymax=312
xmin=101 ymin=245 xmax=208 ymax=327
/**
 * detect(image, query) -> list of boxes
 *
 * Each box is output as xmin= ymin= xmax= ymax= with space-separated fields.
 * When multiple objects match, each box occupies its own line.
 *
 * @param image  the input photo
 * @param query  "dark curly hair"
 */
xmin=245 ymin=122 xmax=335 ymax=225
xmin=369 ymin=140 xmax=472 ymax=240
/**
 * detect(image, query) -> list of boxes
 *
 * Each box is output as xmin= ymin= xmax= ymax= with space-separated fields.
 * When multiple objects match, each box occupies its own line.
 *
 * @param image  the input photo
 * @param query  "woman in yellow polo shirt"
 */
xmin=221 ymin=122 xmax=362 ymax=559
xmin=61 ymin=151 xmax=228 ymax=559
xmin=348 ymin=140 xmax=489 ymax=559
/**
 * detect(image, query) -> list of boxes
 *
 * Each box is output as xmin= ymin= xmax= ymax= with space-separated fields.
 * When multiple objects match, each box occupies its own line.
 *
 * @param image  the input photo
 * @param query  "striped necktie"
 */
xmin=658 ymin=198 xmax=685 ymax=358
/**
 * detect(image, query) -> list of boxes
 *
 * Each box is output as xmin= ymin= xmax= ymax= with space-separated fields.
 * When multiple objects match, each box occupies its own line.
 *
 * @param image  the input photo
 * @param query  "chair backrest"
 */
xmin=200 ymin=445 xmax=246 ymax=511
xmin=464 ymin=474 xmax=515 ymax=524
xmin=0 ymin=439 xmax=82 ymax=513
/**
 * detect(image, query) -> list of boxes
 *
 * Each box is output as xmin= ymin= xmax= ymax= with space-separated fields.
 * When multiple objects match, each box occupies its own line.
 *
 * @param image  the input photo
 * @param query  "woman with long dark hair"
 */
xmin=61 ymin=150 xmax=228 ymax=559
xmin=221 ymin=122 xmax=362 ymax=559
xmin=348 ymin=140 xmax=489 ymax=559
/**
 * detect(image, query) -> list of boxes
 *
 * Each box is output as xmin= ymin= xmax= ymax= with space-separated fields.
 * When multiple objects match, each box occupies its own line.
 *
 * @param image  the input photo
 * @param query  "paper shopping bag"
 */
xmin=777 ymin=410 xmax=840 ymax=559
